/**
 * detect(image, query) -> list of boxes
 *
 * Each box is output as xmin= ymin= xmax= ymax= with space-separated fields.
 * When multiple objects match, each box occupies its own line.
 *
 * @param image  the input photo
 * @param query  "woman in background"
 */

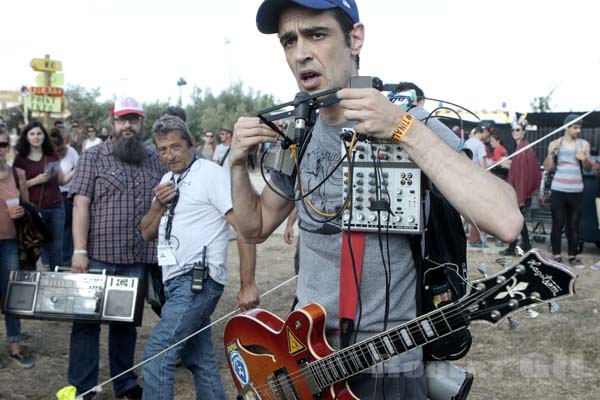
xmin=13 ymin=121 xmax=74 ymax=270
xmin=0 ymin=128 xmax=34 ymax=368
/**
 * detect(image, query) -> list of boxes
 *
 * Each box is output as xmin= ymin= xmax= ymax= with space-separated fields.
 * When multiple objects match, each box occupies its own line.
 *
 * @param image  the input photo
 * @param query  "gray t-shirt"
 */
xmin=464 ymin=137 xmax=487 ymax=166
xmin=271 ymin=107 xmax=459 ymax=374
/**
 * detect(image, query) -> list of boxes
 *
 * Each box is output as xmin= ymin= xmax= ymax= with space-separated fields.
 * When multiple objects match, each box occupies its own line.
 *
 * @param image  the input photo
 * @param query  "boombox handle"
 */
xmin=53 ymin=266 xmax=106 ymax=275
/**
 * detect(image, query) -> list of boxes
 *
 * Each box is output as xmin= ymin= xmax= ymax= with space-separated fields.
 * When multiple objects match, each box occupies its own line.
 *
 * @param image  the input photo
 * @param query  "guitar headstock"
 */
xmin=462 ymin=249 xmax=577 ymax=325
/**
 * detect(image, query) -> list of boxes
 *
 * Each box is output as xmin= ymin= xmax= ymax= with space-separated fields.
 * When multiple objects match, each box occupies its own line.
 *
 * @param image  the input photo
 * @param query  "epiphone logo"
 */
xmin=527 ymin=260 xmax=561 ymax=296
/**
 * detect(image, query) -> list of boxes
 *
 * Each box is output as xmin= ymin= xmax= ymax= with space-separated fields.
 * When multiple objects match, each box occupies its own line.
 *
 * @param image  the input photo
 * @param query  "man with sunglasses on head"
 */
xmin=140 ymin=115 xmax=258 ymax=400
xmin=68 ymin=97 xmax=165 ymax=400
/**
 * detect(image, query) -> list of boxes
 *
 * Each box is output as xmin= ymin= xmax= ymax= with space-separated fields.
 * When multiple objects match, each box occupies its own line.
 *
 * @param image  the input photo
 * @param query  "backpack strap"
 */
xmin=12 ymin=167 xmax=29 ymax=203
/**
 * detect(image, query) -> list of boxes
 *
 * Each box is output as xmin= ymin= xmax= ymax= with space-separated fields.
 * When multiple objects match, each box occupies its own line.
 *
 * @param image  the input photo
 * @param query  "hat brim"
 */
xmin=113 ymin=109 xmax=144 ymax=118
xmin=256 ymin=0 xmax=338 ymax=34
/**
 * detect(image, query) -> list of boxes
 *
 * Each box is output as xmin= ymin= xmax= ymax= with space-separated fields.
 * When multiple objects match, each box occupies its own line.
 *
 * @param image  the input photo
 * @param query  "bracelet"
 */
xmin=390 ymin=113 xmax=415 ymax=144
xmin=73 ymin=250 xmax=87 ymax=255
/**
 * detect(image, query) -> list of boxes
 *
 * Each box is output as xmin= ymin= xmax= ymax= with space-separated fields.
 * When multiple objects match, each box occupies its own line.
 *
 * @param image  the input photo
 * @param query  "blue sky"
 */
xmin=1 ymin=0 xmax=598 ymax=115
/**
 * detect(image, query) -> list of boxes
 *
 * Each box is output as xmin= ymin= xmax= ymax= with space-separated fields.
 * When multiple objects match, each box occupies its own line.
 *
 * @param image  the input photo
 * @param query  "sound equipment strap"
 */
xmin=339 ymin=230 xmax=366 ymax=348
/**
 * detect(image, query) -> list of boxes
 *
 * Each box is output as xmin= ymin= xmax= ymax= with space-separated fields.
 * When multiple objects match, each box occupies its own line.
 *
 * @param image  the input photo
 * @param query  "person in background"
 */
xmin=82 ymin=125 xmax=102 ymax=151
xmin=69 ymin=121 xmax=84 ymax=153
xmin=140 ymin=115 xmax=258 ymax=399
xmin=13 ymin=121 xmax=75 ymax=270
xmin=198 ymin=130 xmax=216 ymax=160
xmin=99 ymin=126 xmax=111 ymax=141
xmin=544 ymin=114 xmax=592 ymax=268
xmin=68 ymin=97 xmax=164 ymax=400
xmin=0 ymin=127 xmax=34 ymax=369
xmin=213 ymin=128 xmax=233 ymax=168
xmin=464 ymin=127 xmax=489 ymax=248
xmin=499 ymin=121 xmax=539 ymax=256
xmin=54 ymin=120 xmax=65 ymax=136
xmin=49 ymin=128 xmax=79 ymax=265
xmin=490 ymin=134 xmax=509 ymax=180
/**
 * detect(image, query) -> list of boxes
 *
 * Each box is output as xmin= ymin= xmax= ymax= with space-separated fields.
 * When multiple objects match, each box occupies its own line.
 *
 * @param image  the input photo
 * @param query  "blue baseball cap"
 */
xmin=256 ymin=0 xmax=360 ymax=34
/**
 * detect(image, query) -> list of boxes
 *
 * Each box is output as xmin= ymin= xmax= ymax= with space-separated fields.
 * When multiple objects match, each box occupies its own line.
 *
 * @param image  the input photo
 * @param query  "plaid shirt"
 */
xmin=71 ymin=140 xmax=165 ymax=264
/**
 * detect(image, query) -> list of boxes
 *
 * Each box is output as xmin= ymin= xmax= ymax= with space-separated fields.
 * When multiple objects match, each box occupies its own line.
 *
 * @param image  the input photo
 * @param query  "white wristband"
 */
xmin=73 ymin=250 xmax=87 ymax=255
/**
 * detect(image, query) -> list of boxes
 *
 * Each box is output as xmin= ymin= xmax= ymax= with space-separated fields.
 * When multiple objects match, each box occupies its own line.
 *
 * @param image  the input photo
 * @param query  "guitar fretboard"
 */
xmin=304 ymin=303 xmax=468 ymax=390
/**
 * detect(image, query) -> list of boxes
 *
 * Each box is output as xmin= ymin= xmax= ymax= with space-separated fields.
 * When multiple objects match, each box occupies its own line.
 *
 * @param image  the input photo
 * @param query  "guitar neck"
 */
xmin=308 ymin=303 xmax=468 ymax=389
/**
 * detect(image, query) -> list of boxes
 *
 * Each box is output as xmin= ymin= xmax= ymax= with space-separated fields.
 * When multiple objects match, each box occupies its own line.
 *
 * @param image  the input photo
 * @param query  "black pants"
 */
xmin=508 ymin=201 xmax=532 ymax=252
xmin=550 ymin=190 xmax=583 ymax=256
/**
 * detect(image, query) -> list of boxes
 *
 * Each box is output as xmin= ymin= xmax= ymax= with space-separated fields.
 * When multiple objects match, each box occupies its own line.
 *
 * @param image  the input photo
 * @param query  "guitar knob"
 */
xmin=530 ymin=292 xmax=541 ymax=301
xmin=508 ymin=299 xmax=519 ymax=310
xmin=490 ymin=310 xmax=501 ymax=320
xmin=496 ymin=275 xmax=507 ymax=284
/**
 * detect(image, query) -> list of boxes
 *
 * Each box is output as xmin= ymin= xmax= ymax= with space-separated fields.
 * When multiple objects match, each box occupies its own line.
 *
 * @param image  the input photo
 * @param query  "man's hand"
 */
xmin=230 ymin=117 xmax=279 ymax=168
xmin=283 ymin=222 xmax=295 ymax=245
xmin=337 ymin=88 xmax=404 ymax=141
xmin=547 ymin=140 xmax=560 ymax=155
xmin=154 ymin=181 xmax=177 ymax=206
xmin=575 ymin=148 xmax=588 ymax=162
xmin=236 ymin=283 xmax=260 ymax=312
xmin=71 ymin=253 xmax=89 ymax=273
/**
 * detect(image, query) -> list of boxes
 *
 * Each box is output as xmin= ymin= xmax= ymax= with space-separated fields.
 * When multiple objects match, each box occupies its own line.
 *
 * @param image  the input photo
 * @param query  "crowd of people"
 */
xmin=0 ymin=96 xmax=258 ymax=399
xmin=1 ymin=1 xmax=599 ymax=399
xmin=463 ymin=113 xmax=600 ymax=273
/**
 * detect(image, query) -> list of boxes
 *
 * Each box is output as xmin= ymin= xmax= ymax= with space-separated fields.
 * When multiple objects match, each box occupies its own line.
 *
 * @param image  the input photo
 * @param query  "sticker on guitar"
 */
xmin=224 ymin=250 xmax=577 ymax=400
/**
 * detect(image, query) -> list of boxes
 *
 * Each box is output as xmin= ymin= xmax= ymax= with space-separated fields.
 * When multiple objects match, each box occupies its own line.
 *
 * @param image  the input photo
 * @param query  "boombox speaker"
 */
xmin=2 ymin=269 xmax=144 ymax=326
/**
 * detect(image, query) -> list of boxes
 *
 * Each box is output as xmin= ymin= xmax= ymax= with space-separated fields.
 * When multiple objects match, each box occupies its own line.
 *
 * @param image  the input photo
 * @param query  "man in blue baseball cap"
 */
xmin=229 ymin=1 xmax=522 ymax=398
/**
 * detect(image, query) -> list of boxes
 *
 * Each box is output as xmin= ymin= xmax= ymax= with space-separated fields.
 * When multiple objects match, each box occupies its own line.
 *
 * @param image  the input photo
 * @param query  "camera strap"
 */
xmin=164 ymin=157 xmax=196 ymax=242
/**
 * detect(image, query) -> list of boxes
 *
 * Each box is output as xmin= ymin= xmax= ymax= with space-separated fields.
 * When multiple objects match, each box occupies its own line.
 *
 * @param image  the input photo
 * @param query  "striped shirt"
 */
xmin=551 ymin=139 xmax=584 ymax=193
xmin=70 ymin=140 xmax=166 ymax=264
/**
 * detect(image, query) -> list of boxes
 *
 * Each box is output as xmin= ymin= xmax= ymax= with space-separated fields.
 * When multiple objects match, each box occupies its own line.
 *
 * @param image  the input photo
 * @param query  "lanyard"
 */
xmin=164 ymin=157 xmax=196 ymax=242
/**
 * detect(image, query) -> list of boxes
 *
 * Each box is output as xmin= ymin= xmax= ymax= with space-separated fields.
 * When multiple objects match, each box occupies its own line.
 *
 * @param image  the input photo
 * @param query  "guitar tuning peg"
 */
xmin=508 ymin=316 xmax=519 ymax=330
xmin=477 ymin=263 xmax=487 ymax=277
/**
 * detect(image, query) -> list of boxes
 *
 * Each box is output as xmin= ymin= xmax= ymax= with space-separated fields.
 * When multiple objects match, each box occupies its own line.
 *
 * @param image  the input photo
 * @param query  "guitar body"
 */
xmin=225 ymin=250 xmax=578 ymax=400
xmin=224 ymin=303 xmax=357 ymax=399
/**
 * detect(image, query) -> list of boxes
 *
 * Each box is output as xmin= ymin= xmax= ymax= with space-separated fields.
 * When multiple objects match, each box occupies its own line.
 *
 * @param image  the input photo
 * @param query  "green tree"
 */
xmin=186 ymin=81 xmax=277 ymax=142
xmin=64 ymin=85 xmax=111 ymax=128
xmin=530 ymin=86 xmax=558 ymax=112
xmin=141 ymin=100 xmax=170 ymax=140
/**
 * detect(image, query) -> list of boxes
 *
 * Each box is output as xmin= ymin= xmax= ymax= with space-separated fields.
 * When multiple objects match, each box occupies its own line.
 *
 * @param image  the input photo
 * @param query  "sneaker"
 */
xmin=569 ymin=258 xmax=585 ymax=269
xmin=525 ymin=309 xmax=539 ymax=319
xmin=8 ymin=351 xmax=34 ymax=368
xmin=499 ymin=248 xmax=517 ymax=256
xmin=118 ymin=385 xmax=143 ymax=400
xmin=469 ymin=241 xmax=486 ymax=249
xmin=590 ymin=261 xmax=600 ymax=270
xmin=548 ymin=301 xmax=560 ymax=313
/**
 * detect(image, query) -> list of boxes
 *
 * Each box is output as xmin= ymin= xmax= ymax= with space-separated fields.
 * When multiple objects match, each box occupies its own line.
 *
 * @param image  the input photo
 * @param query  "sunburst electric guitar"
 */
xmin=224 ymin=250 xmax=577 ymax=400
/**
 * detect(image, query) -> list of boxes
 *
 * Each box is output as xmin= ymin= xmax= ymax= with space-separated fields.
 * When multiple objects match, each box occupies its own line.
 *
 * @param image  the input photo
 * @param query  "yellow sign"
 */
xmin=30 ymin=58 xmax=63 ymax=72
xmin=26 ymin=95 xmax=62 ymax=113
xmin=286 ymin=327 xmax=306 ymax=355
xmin=36 ymin=72 xmax=64 ymax=87
xmin=0 ymin=90 xmax=20 ymax=103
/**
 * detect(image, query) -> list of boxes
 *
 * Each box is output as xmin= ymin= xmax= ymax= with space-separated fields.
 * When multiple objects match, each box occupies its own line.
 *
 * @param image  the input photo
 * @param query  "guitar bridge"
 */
xmin=268 ymin=367 xmax=299 ymax=400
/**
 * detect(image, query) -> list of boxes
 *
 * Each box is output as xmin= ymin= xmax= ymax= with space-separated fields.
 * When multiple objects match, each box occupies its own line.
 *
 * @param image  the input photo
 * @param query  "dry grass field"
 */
xmin=1 ymin=234 xmax=599 ymax=399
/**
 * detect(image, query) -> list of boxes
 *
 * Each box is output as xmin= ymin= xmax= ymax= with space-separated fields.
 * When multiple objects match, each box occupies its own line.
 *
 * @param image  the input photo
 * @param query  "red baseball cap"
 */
xmin=111 ymin=97 xmax=144 ymax=118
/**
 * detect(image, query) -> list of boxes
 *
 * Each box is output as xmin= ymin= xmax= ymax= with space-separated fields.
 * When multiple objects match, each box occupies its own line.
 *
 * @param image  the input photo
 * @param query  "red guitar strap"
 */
xmin=339 ymin=230 xmax=366 ymax=348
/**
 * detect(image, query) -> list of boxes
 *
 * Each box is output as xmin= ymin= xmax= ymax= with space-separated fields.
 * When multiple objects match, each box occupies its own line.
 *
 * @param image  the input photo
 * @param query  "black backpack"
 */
xmin=409 ymin=182 xmax=472 ymax=361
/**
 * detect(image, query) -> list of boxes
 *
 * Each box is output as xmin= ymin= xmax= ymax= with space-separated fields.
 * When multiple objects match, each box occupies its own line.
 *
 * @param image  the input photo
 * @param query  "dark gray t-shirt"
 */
xmin=271 ymin=107 xmax=460 ymax=373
